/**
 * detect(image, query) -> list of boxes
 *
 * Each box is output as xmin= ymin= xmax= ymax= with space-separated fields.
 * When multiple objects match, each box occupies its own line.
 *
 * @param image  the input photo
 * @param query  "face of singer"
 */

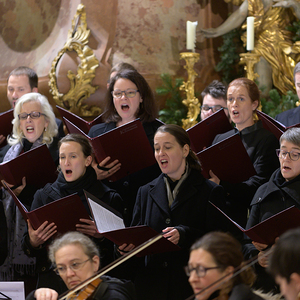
xmin=59 ymin=141 xmax=92 ymax=182
xmin=188 ymin=248 xmax=232 ymax=300
xmin=227 ymin=85 xmax=258 ymax=131
xmin=19 ymin=101 xmax=49 ymax=143
xmin=112 ymin=78 xmax=142 ymax=125
xmin=154 ymin=131 xmax=189 ymax=181
xmin=55 ymin=244 xmax=99 ymax=289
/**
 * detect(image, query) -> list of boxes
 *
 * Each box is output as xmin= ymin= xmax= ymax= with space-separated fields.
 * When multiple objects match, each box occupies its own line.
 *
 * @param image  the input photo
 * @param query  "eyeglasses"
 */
xmin=184 ymin=265 xmax=221 ymax=277
xmin=276 ymin=149 xmax=300 ymax=161
xmin=54 ymin=259 xmax=91 ymax=275
xmin=112 ymin=89 xmax=139 ymax=99
xmin=18 ymin=112 xmax=46 ymax=120
xmin=201 ymin=105 xmax=227 ymax=113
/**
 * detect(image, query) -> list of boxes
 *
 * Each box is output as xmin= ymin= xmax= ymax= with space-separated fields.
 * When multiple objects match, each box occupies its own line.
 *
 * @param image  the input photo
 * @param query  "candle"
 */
xmin=246 ymin=16 xmax=255 ymax=51
xmin=186 ymin=21 xmax=198 ymax=52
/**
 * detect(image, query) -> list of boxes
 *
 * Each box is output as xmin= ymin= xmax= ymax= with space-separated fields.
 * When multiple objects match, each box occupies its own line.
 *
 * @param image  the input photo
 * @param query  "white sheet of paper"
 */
xmin=0 ymin=282 xmax=25 ymax=300
xmin=88 ymin=197 xmax=125 ymax=232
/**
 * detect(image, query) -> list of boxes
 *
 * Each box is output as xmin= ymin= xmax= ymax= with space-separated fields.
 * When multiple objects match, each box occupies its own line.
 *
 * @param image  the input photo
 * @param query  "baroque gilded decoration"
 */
xmin=48 ymin=4 xmax=101 ymax=117
xmin=239 ymin=52 xmax=260 ymax=81
xmin=180 ymin=52 xmax=200 ymax=130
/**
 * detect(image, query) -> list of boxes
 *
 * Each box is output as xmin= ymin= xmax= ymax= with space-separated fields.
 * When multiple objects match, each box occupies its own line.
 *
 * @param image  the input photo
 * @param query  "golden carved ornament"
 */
xmin=179 ymin=52 xmax=200 ymax=130
xmin=239 ymin=52 xmax=260 ymax=82
xmin=48 ymin=4 xmax=101 ymax=117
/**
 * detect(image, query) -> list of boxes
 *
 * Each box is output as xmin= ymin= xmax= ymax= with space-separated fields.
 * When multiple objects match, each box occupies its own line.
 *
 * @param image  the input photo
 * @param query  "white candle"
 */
xmin=186 ymin=21 xmax=198 ymax=52
xmin=246 ymin=16 xmax=255 ymax=51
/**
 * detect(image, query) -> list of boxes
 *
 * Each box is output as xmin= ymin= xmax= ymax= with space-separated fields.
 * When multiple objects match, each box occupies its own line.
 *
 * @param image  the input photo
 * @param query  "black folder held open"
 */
xmin=210 ymin=202 xmax=300 ymax=245
xmin=85 ymin=191 xmax=180 ymax=257
xmin=0 ymin=109 xmax=13 ymax=146
xmin=63 ymin=118 xmax=158 ymax=182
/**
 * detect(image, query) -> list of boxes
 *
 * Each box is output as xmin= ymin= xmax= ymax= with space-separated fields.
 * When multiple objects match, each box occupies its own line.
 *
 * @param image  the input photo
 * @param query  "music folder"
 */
xmin=63 ymin=118 xmax=157 ymax=182
xmin=0 ymin=109 xmax=13 ymax=145
xmin=210 ymin=202 xmax=300 ymax=245
xmin=0 ymin=144 xmax=58 ymax=188
xmin=85 ymin=191 xmax=180 ymax=257
xmin=5 ymin=184 xmax=90 ymax=234
xmin=56 ymin=105 xmax=103 ymax=134
xmin=187 ymin=109 xmax=232 ymax=152
xmin=196 ymin=133 xmax=256 ymax=183
xmin=256 ymin=110 xmax=300 ymax=140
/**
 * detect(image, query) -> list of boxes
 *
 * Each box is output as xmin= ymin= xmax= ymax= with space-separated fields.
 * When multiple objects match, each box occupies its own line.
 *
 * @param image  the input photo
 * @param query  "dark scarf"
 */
xmin=55 ymin=166 xmax=99 ymax=213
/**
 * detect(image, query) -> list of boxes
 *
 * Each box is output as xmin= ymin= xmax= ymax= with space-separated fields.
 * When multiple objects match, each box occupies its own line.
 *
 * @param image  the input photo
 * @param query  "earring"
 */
xmin=44 ymin=127 xmax=47 ymax=132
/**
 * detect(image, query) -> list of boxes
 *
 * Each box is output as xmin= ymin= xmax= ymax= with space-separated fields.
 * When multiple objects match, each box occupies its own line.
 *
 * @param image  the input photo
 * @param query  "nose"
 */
xmin=120 ymin=92 xmax=127 ymax=99
xmin=12 ymin=91 xmax=19 ymax=100
xmin=65 ymin=158 xmax=70 ymax=165
xmin=65 ymin=266 xmax=76 ymax=277
xmin=188 ymin=270 xmax=198 ymax=284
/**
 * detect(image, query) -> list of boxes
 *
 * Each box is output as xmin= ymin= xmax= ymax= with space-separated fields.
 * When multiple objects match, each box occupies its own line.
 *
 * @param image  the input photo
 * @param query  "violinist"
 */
xmin=187 ymin=231 xmax=265 ymax=300
xmin=26 ymin=231 xmax=136 ymax=300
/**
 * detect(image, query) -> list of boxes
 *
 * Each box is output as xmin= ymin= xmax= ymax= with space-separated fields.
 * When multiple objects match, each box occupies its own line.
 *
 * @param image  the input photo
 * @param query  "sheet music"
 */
xmin=87 ymin=197 xmax=125 ymax=232
xmin=0 ymin=282 xmax=25 ymax=300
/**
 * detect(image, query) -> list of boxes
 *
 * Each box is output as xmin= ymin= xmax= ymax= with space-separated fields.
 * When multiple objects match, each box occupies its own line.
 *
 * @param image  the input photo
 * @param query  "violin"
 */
xmin=185 ymin=247 xmax=274 ymax=300
xmin=58 ymin=233 xmax=164 ymax=300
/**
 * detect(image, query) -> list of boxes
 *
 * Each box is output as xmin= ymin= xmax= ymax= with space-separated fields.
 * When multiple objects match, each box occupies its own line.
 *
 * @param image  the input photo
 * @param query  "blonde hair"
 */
xmin=8 ymin=93 xmax=58 ymax=146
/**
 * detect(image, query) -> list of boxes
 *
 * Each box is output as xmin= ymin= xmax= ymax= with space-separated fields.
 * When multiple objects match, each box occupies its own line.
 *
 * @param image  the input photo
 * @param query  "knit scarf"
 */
xmin=0 ymin=137 xmax=44 ymax=280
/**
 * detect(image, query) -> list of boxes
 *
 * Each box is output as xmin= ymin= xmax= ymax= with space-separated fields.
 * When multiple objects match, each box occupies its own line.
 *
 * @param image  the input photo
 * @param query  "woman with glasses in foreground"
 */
xmin=243 ymin=127 xmax=300 ymax=293
xmin=187 ymin=231 xmax=264 ymax=300
xmin=26 ymin=231 xmax=136 ymax=300
xmin=0 ymin=93 xmax=59 ymax=283
xmin=88 ymin=69 xmax=161 ymax=226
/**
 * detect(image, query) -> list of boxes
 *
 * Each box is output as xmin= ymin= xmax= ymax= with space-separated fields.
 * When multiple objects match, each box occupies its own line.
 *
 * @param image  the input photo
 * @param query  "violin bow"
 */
xmin=59 ymin=233 xmax=164 ymax=300
xmin=185 ymin=247 xmax=274 ymax=300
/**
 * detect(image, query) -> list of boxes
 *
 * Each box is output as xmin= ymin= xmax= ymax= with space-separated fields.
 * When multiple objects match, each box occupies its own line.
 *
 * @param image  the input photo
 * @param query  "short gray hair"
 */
xmin=280 ymin=127 xmax=300 ymax=147
xmin=48 ymin=232 xmax=99 ymax=265
xmin=8 ymin=93 xmax=58 ymax=146
xmin=294 ymin=61 xmax=300 ymax=81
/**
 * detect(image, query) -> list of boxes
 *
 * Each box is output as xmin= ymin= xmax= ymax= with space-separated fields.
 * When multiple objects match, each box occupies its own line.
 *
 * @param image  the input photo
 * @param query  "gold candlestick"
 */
xmin=239 ymin=52 xmax=260 ymax=81
xmin=180 ymin=52 xmax=200 ymax=130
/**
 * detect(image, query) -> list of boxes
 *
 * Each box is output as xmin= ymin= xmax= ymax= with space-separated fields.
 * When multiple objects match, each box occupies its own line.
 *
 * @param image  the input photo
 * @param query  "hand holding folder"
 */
xmin=85 ymin=191 xmax=180 ymax=257
xmin=210 ymin=202 xmax=300 ymax=245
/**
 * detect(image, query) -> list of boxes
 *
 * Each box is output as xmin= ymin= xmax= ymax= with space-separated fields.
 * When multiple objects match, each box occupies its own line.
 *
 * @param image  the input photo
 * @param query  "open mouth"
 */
xmin=65 ymin=170 xmax=72 ymax=175
xmin=232 ymin=110 xmax=239 ymax=116
xmin=161 ymin=159 xmax=168 ymax=166
xmin=26 ymin=126 xmax=34 ymax=133
xmin=121 ymin=104 xmax=129 ymax=111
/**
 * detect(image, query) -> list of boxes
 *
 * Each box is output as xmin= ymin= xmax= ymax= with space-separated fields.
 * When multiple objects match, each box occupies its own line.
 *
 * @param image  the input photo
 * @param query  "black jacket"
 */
xmin=88 ymin=120 xmax=162 ymax=226
xmin=212 ymin=121 xmax=279 ymax=228
xmin=275 ymin=105 xmax=300 ymax=127
xmin=130 ymin=168 xmax=230 ymax=300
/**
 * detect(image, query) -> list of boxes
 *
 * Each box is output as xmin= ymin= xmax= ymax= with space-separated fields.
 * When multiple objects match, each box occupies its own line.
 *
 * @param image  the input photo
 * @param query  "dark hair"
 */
xmin=191 ymin=232 xmax=256 ymax=295
xmin=8 ymin=66 xmax=38 ymax=89
xmin=155 ymin=124 xmax=201 ymax=171
xmin=228 ymin=78 xmax=260 ymax=109
xmin=280 ymin=127 xmax=300 ymax=147
xmin=110 ymin=62 xmax=137 ymax=77
xmin=201 ymin=80 xmax=227 ymax=101
xmin=294 ymin=61 xmax=300 ymax=80
xmin=103 ymin=69 xmax=158 ymax=123
xmin=268 ymin=228 xmax=300 ymax=282
xmin=58 ymin=134 xmax=93 ymax=158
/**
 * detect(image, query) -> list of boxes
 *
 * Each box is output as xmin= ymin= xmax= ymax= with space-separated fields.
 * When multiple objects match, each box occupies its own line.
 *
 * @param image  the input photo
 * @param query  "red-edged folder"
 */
xmin=56 ymin=105 xmax=103 ymax=134
xmin=5 ymin=184 xmax=90 ymax=234
xmin=85 ymin=191 xmax=180 ymax=257
xmin=187 ymin=109 xmax=232 ymax=152
xmin=63 ymin=118 xmax=158 ymax=182
xmin=210 ymin=202 xmax=300 ymax=245
xmin=0 ymin=144 xmax=57 ymax=188
xmin=0 ymin=109 xmax=13 ymax=146
xmin=197 ymin=133 xmax=256 ymax=183
xmin=256 ymin=110 xmax=300 ymax=140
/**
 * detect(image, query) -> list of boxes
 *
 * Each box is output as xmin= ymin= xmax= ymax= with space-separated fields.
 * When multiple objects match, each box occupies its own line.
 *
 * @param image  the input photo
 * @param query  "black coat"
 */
xmin=0 ymin=201 xmax=7 ymax=266
xmin=25 ymin=275 xmax=136 ymax=300
xmin=243 ymin=169 xmax=300 ymax=293
xmin=88 ymin=120 xmax=162 ymax=226
xmin=212 ymin=121 xmax=279 ymax=228
xmin=130 ymin=168 xmax=230 ymax=300
xmin=22 ymin=167 xmax=123 ymax=291
xmin=275 ymin=105 xmax=300 ymax=127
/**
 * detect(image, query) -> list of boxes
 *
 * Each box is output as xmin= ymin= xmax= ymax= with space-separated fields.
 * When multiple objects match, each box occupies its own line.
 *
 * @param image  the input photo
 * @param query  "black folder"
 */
xmin=5 ymin=184 xmax=90 ymax=234
xmin=56 ymin=105 xmax=103 ymax=134
xmin=197 ymin=133 xmax=256 ymax=183
xmin=0 ymin=144 xmax=57 ymax=188
xmin=0 ymin=109 xmax=13 ymax=145
xmin=85 ymin=191 xmax=180 ymax=257
xmin=210 ymin=202 xmax=300 ymax=245
xmin=187 ymin=109 xmax=232 ymax=152
xmin=63 ymin=118 xmax=158 ymax=182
